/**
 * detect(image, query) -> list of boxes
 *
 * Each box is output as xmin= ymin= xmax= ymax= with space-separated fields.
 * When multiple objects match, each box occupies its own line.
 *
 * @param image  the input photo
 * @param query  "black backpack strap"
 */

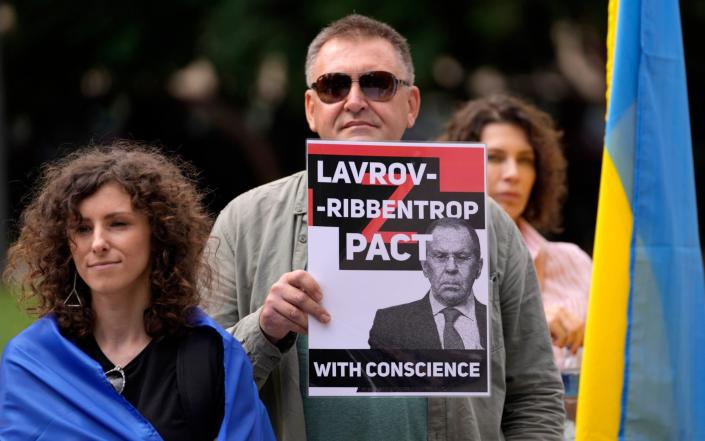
xmin=176 ymin=326 xmax=225 ymax=440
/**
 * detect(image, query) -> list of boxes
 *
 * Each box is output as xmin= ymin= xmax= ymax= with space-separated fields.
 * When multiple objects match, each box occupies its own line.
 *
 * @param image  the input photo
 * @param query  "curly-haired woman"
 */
xmin=439 ymin=95 xmax=592 ymax=367
xmin=0 ymin=142 xmax=275 ymax=440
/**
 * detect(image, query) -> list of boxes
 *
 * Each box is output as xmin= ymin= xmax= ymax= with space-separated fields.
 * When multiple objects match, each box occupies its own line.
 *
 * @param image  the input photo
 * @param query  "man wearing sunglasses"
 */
xmin=206 ymin=13 xmax=564 ymax=441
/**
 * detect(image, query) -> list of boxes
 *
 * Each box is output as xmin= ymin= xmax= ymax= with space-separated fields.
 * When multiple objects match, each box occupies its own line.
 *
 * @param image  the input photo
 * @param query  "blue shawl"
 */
xmin=0 ymin=309 xmax=275 ymax=440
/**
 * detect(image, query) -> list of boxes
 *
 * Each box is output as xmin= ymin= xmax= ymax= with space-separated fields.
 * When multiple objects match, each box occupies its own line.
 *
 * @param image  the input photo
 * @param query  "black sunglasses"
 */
xmin=310 ymin=71 xmax=410 ymax=104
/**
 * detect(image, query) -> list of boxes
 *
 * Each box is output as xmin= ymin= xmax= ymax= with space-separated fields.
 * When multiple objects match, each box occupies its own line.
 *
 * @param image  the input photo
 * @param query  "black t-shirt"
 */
xmin=76 ymin=327 xmax=224 ymax=441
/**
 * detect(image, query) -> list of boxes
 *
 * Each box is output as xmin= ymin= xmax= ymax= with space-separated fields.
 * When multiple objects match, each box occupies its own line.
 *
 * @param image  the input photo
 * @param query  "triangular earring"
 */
xmin=64 ymin=272 xmax=83 ymax=308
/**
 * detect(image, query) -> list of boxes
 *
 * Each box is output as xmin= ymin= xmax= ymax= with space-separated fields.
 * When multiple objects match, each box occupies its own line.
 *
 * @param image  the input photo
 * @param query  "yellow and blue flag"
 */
xmin=576 ymin=0 xmax=705 ymax=439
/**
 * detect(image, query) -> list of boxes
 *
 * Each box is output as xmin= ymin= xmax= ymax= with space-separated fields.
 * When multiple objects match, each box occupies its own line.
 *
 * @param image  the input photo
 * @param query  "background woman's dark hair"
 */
xmin=438 ymin=94 xmax=567 ymax=233
xmin=3 ymin=141 xmax=213 ymax=337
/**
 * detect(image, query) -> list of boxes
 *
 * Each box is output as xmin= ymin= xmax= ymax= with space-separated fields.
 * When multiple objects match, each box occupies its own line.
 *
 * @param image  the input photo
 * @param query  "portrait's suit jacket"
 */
xmin=368 ymin=293 xmax=487 ymax=350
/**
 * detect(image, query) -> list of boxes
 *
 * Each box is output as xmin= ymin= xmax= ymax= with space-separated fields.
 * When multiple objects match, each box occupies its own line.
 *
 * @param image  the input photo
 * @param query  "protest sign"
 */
xmin=307 ymin=140 xmax=489 ymax=396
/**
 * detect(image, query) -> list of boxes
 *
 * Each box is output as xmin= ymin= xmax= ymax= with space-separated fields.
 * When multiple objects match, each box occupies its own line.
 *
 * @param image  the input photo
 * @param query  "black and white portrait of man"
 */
xmin=368 ymin=217 xmax=487 ymax=350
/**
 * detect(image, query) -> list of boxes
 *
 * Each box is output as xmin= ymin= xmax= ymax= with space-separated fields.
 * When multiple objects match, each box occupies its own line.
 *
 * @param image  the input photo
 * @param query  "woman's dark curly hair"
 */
xmin=438 ymin=94 xmax=567 ymax=233
xmin=3 ymin=141 xmax=213 ymax=338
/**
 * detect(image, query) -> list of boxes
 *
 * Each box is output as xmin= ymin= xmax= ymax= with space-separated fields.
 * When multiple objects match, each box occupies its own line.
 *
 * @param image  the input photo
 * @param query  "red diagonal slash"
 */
xmin=361 ymin=174 xmax=416 ymax=243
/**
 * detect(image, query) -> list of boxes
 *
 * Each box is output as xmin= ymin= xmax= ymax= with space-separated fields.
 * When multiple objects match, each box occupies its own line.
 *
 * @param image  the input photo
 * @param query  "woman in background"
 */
xmin=1 ymin=142 xmax=275 ymax=440
xmin=439 ymin=94 xmax=591 ymax=367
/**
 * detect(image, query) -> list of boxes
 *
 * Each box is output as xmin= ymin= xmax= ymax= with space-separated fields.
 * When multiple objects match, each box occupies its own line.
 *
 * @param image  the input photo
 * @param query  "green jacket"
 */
xmin=205 ymin=171 xmax=565 ymax=440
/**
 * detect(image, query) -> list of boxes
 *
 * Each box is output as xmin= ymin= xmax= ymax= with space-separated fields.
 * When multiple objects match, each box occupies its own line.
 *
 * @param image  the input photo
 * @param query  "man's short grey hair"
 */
xmin=425 ymin=217 xmax=481 ymax=260
xmin=305 ymin=14 xmax=415 ymax=86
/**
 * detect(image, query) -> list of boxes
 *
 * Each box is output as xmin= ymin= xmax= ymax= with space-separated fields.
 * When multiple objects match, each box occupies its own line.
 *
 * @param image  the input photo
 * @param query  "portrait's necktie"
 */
xmin=441 ymin=307 xmax=465 ymax=349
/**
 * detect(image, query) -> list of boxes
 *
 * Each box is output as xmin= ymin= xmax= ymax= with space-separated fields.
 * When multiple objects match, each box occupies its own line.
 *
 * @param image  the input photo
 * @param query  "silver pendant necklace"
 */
xmin=105 ymin=365 xmax=126 ymax=394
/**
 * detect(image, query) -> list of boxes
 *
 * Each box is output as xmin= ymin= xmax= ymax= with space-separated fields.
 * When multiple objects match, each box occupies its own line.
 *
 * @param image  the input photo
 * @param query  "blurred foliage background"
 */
xmin=0 ymin=287 xmax=32 ymax=352
xmin=0 ymin=1 xmax=703 ymax=349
